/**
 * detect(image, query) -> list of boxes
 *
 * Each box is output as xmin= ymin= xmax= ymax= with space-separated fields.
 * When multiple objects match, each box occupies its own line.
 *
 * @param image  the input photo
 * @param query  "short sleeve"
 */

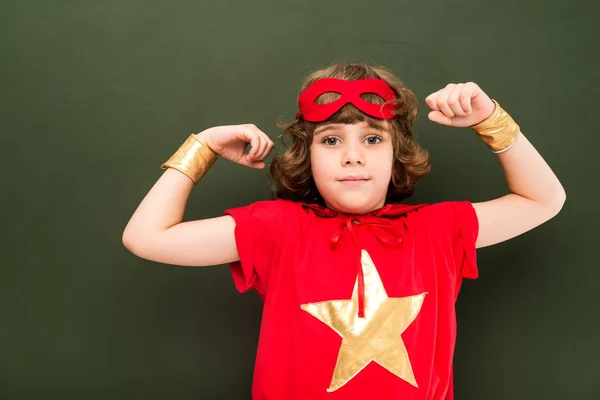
xmin=428 ymin=201 xmax=480 ymax=280
xmin=449 ymin=201 xmax=479 ymax=280
xmin=223 ymin=199 xmax=289 ymax=298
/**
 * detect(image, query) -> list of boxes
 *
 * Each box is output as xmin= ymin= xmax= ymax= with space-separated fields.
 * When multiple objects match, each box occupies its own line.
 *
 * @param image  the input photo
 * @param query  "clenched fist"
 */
xmin=196 ymin=124 xmax=275 ymax=169
xmin=425 ymin=82 xmax=496 ymax=128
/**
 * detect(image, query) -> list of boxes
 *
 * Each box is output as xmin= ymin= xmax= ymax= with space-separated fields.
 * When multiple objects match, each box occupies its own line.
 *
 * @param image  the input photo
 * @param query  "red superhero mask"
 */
xmin=296 ymin=78 xmax=397 ymax=122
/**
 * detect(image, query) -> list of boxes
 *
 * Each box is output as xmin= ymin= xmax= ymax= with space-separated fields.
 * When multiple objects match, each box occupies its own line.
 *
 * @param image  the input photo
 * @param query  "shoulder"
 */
xmin=248 ymin=198 xmax=303 ymax=213
xmin=418 ymin=200 xmax=474 ymax=216
xmin=407 ymin=200 xmax=477 ymax=232
xmin=223 ymin=198 xmax=303 ymax=221
xmin=418 ymin=200 xmax=479 ymax=240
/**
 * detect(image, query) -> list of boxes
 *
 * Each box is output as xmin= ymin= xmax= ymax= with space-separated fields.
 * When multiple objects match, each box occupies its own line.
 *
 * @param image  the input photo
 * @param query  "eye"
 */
xmin=323 ymin=137 xmax=340 ymax=146
xmin=321 ymin=135 xmax=383 ymax=146
xmin=366 ymin=135 xmax=383 ymax=145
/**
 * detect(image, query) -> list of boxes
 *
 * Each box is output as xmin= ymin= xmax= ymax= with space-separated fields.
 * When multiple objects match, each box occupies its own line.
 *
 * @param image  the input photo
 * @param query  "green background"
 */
xmin=1 ymin=0 xmax=598 ymax=398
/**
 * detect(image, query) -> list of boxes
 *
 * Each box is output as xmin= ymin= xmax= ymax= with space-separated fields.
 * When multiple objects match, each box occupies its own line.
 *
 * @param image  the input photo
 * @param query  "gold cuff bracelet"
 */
xmin=160 ymin=134 xmax=218 ymax=184
xmin=471 ymin=99 xmax=520 ymax=153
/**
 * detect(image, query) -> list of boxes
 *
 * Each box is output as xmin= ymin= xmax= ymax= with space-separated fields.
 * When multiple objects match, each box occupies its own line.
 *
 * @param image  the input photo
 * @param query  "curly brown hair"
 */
xmin=269 ymin=63 xmax=431 ymax=205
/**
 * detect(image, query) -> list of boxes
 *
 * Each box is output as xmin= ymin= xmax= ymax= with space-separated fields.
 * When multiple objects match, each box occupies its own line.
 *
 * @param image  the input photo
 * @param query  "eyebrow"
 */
xmin=313 ymin=125 xmax=338 ymax=137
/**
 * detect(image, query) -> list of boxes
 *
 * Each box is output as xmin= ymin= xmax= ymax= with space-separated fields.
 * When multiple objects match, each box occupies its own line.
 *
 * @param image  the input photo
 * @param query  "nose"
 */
xmin=341 ymin=138 xmax=366 ymax=166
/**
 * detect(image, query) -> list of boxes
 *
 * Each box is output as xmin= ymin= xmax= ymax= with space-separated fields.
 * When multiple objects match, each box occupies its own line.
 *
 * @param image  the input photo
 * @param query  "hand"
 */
xmin=425 ymin=82 xmax=495 ymax=128
xmin=197 ymin=124 xmax=275 ymax=169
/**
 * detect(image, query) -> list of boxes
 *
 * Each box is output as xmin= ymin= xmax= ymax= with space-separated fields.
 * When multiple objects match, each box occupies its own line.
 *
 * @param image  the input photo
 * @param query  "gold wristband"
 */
xmin=470 ymin=99 xmax=520 ymax=153
xmin=160 ymin=134 xmax=218 ymax=184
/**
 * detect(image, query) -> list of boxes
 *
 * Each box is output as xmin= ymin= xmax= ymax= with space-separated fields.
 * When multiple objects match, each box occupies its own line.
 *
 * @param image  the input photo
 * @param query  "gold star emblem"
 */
xmin=301 ymin=250 xmax=426 ymax=392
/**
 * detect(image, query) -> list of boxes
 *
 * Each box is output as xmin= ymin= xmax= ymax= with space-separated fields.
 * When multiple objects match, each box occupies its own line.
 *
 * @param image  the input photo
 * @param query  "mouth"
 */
xmin=339 ymin=178 xmax=370 ymax=186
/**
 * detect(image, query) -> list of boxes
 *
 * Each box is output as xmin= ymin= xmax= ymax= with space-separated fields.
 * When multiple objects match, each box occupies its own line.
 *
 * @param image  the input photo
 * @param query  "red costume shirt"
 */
xmin=223 ymin=198 xmax=479 ymax=400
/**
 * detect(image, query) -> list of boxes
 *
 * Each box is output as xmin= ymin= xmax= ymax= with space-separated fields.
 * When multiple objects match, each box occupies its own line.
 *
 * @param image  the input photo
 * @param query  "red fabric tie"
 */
xmin=328 ymin=215 xmax=405 ymax=318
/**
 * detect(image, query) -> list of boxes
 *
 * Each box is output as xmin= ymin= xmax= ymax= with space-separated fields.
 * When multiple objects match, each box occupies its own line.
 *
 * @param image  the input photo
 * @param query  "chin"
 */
xmin=326 ymin=197 xmax=379 ymax=215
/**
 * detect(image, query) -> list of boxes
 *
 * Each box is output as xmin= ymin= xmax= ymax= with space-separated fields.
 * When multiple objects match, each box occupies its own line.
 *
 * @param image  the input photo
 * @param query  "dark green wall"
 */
xmin=1 ymin=0 xmax=598 ymax=398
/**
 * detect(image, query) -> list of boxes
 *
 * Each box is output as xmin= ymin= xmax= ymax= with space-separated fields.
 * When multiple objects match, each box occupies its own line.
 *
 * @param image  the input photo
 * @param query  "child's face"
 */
xmin=310 ymin=120 xmax=394 ymax=214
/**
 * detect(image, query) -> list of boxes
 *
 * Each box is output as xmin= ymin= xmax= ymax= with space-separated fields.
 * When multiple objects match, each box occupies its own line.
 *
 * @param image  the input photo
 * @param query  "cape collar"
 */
xmin=301 ymin=202 xmax=426 ymax=219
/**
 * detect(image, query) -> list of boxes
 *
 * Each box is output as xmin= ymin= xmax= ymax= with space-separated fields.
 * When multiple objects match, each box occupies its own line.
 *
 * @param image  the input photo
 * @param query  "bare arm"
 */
xmin=122 ymin=125 xmax=274 ymax=266
xmin=425 ymin=83 xmax=566 ymax=250
xmin=122 ymin=168 xmax=240 ymax=266
xmin=473 ymin=131 xmax=566 ymax=248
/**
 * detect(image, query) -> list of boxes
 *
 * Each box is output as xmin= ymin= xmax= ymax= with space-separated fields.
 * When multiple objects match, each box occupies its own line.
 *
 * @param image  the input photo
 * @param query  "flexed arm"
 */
xmin=425 ymin=82 xmax=566 ymax=249
xmin=122 ymin=124 xmax=275 ymax=265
